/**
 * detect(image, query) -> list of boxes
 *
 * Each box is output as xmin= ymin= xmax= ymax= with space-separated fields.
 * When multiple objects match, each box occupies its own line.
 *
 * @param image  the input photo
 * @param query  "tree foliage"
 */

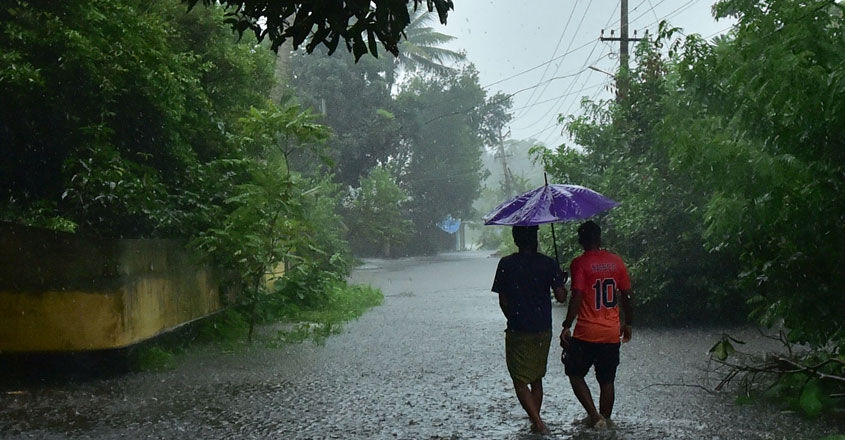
xmin=670 ymin=0 xmax=845 ymax=349
xmin=382 ymin=6 xmax=465 ymax=84
xmin=289 ymin=27 xmax=497 ymax=255
xmin=1 ymin=0 xmax=357 ymax=334
xmin=538 ymin=0 xmax=844 ymax=347
xmin=185 ymin=0 xmax=455 ymax=60
xmin=1 ymin=0 xmax=272 ymax=237
xmin=343 ymin=167 xmax=414 ymax=256
xmin=289 ymin=48 xmax=397 ymax=185
xmin=393 ymin=66 xmax=500 ymax=253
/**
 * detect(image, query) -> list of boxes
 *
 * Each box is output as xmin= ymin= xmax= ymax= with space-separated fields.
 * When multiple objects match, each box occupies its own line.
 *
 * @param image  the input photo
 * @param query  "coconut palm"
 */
xmin=386 ymin=7 xmax=466 ymax=84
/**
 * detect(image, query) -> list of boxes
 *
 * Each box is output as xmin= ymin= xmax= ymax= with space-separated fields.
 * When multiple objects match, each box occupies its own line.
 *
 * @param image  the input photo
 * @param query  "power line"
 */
xmin=512 ymin=46 xmax=610 ymax=130
xmin=480 ymin=39 xmax=596 ymax=90
xmin=704 ymin=25 xmax=733 ymax=40
xmin=638 ymin=0 xmax=700 ymax=30
xmin=510 ymin=81 xmax=606 ymax=112
xmin=512 ymin=1 xmax=582 ymax=120
xmin=515 ymin=0 xmax=596 ymax=120
xmin=629 ymin=0 xmax=669 ymax=25
xmin=511 ymin=3 xmax=618 ymax=130
xmin=546 ymin=81 xmax=609 ymax=148
xmin=539 ymin=68 xmax=604 ymax=145
xmin=422 ymin=67 xmax=593 ymax=125
xmin=529 ymin=58 xmax=618 ymax=145
xmin=538 ymin=72 xmax=599 ymax=146
xmin=644 ymin=0 xmax=661 ymax=23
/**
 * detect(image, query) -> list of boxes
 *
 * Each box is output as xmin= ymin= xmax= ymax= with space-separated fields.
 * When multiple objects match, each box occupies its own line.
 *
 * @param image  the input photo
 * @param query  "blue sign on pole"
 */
xmin=437 ymin=215 xmax=461 ymax=234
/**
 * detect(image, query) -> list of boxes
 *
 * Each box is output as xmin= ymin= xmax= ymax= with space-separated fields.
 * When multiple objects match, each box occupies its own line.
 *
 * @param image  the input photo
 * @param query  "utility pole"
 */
xmin=600 ymin=0 xmax=645 ymax=100
xmin=495 ymin=127 xmax=514 ymax=198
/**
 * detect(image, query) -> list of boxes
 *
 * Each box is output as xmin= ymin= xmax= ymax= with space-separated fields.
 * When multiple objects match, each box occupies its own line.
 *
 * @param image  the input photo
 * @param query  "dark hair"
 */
xmin=577 ymin=221 xmax=601 ymax=248
xmin=512 ymin=226 xmax=539 ymax=250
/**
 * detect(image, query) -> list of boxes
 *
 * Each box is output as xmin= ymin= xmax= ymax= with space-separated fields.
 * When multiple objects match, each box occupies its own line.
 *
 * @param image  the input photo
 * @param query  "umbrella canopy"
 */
xmin=483 ymin=184 xmax=618 ymax=226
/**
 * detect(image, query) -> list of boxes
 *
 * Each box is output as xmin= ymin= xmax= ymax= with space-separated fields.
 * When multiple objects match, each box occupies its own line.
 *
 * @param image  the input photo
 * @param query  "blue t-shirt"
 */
xmin=491 ymin=252 xmax=565 ymax=333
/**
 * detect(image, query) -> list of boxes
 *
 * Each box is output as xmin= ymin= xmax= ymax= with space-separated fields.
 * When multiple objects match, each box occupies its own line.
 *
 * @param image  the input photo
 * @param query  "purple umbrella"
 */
xmin=483 ymin=179 xmax=618 ymax=266
xmin=483 ymin=184 xmax=618 ymax=226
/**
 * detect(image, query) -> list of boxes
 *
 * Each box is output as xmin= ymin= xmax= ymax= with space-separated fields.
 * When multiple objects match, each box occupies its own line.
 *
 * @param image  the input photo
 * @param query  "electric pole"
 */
xmin=495 ymin=127 xmax=514 ymax=198
xmin=600 ymin=0 xmax=645 ymax=100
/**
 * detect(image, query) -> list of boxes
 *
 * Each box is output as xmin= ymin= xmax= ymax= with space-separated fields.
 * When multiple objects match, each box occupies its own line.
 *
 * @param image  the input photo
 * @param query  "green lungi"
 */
xmin=505 ymin=329 xmax=552 ymax=384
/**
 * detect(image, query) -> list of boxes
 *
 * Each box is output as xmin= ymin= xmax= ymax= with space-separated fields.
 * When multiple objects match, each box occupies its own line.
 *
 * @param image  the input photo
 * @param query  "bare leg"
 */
xmin=513 ymin=379 xmax=548 ymax=433
xmin=599 ymin=382 xmax=615 ymax=419
xmin=569 ymin=376 xmax=602 ymax=425
xmin=530 ymin=379 xmax=544 ymax=411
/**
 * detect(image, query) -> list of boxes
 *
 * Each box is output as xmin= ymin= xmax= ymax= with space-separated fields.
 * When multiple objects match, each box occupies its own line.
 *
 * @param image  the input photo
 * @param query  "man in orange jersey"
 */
xmin=559 ymin=220 xmax=633 ymax=429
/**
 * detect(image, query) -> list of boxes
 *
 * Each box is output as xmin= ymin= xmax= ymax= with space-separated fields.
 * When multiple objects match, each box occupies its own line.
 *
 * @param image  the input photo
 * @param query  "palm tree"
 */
xmin=385 ymin=7 xmax=466 ymax=84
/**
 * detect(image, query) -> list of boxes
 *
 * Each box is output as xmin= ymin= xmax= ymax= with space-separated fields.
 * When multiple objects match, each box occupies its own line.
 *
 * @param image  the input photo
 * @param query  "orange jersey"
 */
xmin=570 ymin=249 xmax=631 ymax=343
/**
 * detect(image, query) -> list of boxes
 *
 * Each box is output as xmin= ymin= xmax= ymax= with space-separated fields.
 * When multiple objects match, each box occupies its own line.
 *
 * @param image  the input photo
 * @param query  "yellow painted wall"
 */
xmin=0 ymin=290 xmax=123 ymax=351
xmin=0 ymin=223 xmax=222 ymax=352
xmin=264 ymin=261 xmax=286 ymax=290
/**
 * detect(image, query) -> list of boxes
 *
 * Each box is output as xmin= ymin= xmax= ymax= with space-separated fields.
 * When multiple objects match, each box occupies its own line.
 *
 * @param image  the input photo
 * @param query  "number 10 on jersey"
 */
xmin=592 ymin=278 xmax=618 ymax=310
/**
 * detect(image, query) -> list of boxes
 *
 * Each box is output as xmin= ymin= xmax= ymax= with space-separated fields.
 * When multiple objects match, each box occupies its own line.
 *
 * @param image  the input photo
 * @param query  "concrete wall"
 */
xmin=0 ymin=223 xmax=222 ymax=352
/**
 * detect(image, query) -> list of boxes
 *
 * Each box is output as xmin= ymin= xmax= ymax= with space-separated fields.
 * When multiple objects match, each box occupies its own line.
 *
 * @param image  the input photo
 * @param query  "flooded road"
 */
xmin=1 ymin=251 xmax=840 ymax=439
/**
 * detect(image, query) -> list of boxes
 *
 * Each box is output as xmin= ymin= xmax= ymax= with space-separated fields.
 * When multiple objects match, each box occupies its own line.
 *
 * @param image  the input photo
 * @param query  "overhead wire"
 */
xmin=538 ymin=70 xmax=599 ymax=145
xmin=530 ymin=56 xmax=618 ymax=145
xmin=422 ymin=67 xmax=593 ymax=125
xmin=512 ymin=3 xmax=619 ymax=139
xmin=508 ymin=81 xmax=608 ymax=112
xmin=628 ymin=0 xmax=670 ymax=25
xmin=513 ymin=0 xmax=596 ymax=120
xmin=644 ymin=0 xmax=662 ymax=24
xmin=703 ymin=25 xmax=734 ymax=40
xmin=511 ymin=44 xmax=609 ymax=130
xmin=511 ymin=1 xmax=582 ymax=120
xmin=480 ymin=39 xmax=595 ymax=90
xmin=637 ymin=0 xmax=701 ymax=30
xmin=519 ymin=77 xmax=612 ymax=143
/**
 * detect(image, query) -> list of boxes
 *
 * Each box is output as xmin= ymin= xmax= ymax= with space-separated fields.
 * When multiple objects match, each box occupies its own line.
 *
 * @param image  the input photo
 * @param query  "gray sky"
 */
xmin=433 ymin=0 xmax=736 ymax=148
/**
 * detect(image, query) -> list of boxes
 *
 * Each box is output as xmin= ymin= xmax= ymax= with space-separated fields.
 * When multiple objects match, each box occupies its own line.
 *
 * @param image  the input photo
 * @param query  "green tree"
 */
xmin=344 ymin=167 xmax=414 ymax=257
xmin=1 ymin=0 xmax=358 ymax=335
xmin=393 ymin=66 xmax=496 ymax=253
xmin=289 ymin=49 xmax=399 ymax=185
xmin=667 ymin=0 xmax=845 ymax=348
xmin=384 ymin=7 xmax=465 ymax=84
xmin=536 ymin=42 xmax=745 ymax=324
xmin=186 ymin=0 xmax=455 ymax=59
xmin=0 ymin=0 xmax=273 ymax=237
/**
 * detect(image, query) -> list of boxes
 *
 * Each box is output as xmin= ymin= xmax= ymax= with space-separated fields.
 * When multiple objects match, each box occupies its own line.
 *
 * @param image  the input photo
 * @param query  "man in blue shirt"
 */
xmin=492 ymin=226 xmax=567 ymax=435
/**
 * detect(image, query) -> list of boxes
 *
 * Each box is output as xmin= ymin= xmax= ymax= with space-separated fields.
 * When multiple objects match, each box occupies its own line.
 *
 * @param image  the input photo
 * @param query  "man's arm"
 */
xmin=553 ymin=285 xmax=567 ymax=303
xmin=619 ymin=288 xmax=633 ymax=343
xmin=498 ymin=293 xmax=510 ymax=320
xmin=559 ymin=288 xmax=584 ymax=348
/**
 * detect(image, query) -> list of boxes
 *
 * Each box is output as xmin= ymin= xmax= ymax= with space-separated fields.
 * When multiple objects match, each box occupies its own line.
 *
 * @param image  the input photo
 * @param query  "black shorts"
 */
xmin=562 ymin=337 xmax=620 ymax=384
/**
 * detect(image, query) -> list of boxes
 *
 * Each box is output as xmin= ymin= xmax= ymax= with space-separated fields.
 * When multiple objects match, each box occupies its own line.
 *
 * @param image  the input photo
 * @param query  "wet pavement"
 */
xmin=0 ymin=251 xmax=841 ymax=439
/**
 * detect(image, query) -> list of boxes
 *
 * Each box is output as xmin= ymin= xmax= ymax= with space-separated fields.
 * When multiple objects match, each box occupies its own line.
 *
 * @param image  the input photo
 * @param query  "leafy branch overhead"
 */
xmin=184 ymin=0 xmax=455 ymax=60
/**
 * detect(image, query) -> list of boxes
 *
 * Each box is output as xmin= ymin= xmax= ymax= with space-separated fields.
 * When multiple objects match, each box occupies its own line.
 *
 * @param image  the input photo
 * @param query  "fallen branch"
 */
xmin=770 ymin=355 xmax=845 ymax=384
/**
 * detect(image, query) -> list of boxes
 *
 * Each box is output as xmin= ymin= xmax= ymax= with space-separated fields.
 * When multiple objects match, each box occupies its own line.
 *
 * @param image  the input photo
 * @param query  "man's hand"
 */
xmin=560 ymin=328 xmax=572 ymax=348
xmin=553 ymin=286 xmax=567 ymax=303
xmin=620 ymin=324 xmax=632 ymax=343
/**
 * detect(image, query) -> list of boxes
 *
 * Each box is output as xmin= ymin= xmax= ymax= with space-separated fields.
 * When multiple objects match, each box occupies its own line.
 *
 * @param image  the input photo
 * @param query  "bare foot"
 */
xmin=530 ymin=421 xmax=550 ymax=435
xmin=574 ymin=415 xmax=591 ymax=426
xmin=591 ymin=416 xmax=608 ymax=430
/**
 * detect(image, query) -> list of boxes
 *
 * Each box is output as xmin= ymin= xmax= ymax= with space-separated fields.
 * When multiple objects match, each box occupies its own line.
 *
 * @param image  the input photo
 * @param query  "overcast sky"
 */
xmin=431 ymin=0 xmax=736 ymax=149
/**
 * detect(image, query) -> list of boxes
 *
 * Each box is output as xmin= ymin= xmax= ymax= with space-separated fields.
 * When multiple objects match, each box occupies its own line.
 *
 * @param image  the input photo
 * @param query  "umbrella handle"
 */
xmin=550 ymin=223 xmax=568 ymax=284
xmin=550 ymin=222 xmax=560 ymax=267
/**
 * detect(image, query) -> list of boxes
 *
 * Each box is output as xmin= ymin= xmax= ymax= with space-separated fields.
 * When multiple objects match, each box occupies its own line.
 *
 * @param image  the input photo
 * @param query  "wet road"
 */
xmin=1 ymin=251 xmax=841 ymax=439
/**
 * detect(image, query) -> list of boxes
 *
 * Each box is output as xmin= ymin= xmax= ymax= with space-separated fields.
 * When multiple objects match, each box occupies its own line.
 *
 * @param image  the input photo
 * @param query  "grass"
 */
xmin=271 ymin=283 xmax=383 ymax=345
xmin=130 ymin=282 xmax=384 ymax=371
